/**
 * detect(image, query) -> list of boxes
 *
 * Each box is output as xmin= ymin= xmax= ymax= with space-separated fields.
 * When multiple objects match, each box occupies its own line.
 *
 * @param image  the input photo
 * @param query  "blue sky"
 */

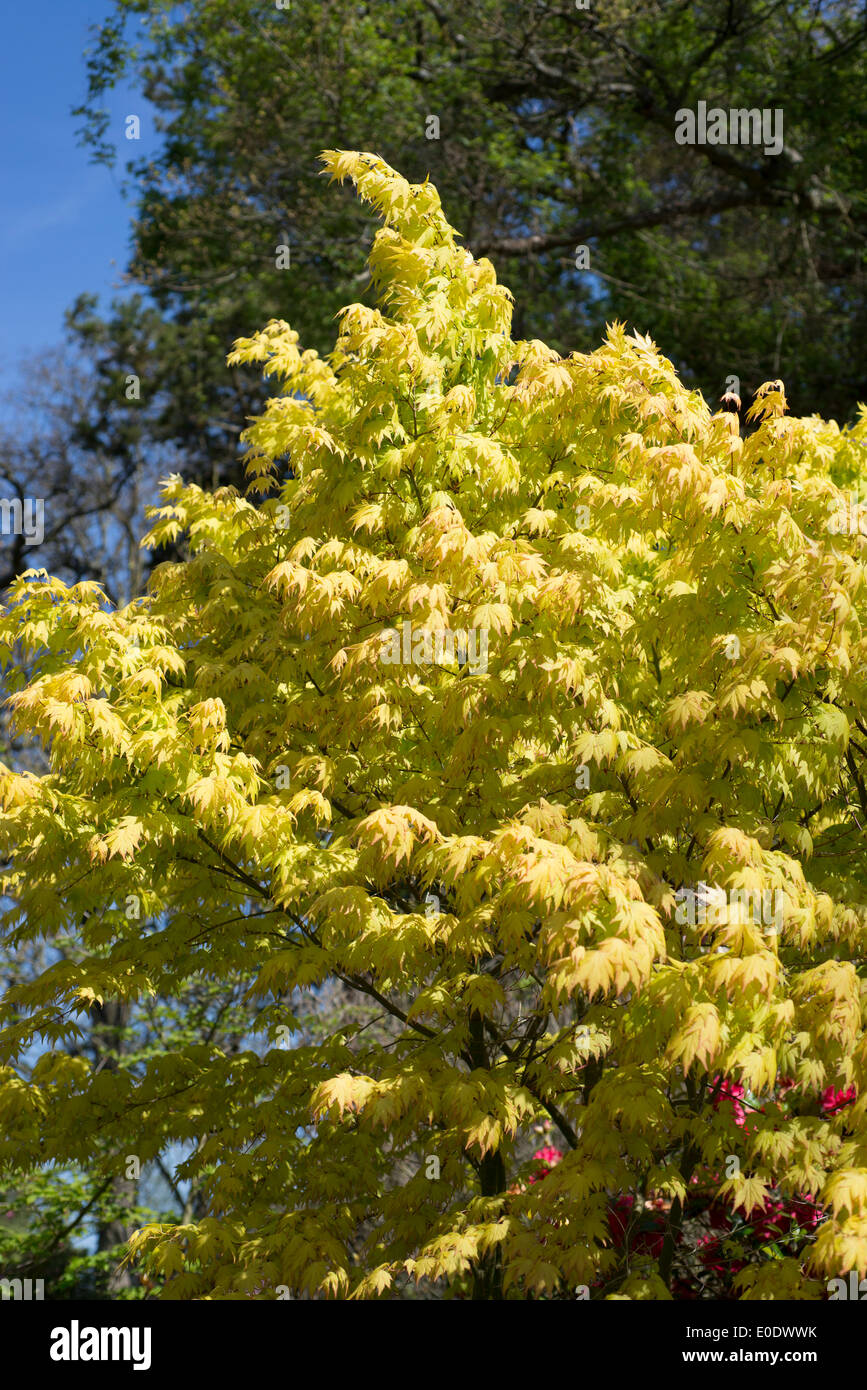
xmin=0 ymin=2 xmax=157 ymax=369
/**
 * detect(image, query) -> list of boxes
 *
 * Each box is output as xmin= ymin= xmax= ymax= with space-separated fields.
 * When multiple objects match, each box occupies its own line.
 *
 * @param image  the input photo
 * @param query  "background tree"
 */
xmin=0 ymin=349 xmax=159 ymax=603
xmin=67 ymin=0 xmax=867 ymax=504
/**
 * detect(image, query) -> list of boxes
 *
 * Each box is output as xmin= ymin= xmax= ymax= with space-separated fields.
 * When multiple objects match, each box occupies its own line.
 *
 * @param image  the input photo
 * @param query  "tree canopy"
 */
xmin=2 ymin=152 xmax=867 ymax=1299
xmin=71 ymin=0 xmax=867 ymax=466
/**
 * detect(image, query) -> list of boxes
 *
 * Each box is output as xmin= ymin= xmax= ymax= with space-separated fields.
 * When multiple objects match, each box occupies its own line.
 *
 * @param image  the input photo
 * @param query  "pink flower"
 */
xmin=534 ymin=1146 xmax=564 ymax=1166
xmin=712 ymin=1077 xmax=746 ymax=1127
xmin=529 ymin=1145 xmax=564 ymax=1183
xmin=821 ymin=1085 xmax=856 ymax=1115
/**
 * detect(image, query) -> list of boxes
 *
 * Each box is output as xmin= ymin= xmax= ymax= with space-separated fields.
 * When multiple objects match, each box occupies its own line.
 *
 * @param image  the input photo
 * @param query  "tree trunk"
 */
xmin=91 ymin=1000 xmax=137 ymax=1293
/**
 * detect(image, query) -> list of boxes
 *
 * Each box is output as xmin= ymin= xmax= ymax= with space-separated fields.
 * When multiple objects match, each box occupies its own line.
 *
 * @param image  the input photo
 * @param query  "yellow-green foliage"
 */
xmin=1 ymin=151 xmax=867 ymax=1299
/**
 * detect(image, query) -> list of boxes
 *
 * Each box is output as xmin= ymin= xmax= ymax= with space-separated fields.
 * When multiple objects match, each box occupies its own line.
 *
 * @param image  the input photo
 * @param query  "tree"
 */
xmin=0 ymin=348 xmax=159 ymax=604
xmin=72 ymin=0 xmax=867 ymax=460
xmin=1 ymin=151 xmax=866 ymax=1299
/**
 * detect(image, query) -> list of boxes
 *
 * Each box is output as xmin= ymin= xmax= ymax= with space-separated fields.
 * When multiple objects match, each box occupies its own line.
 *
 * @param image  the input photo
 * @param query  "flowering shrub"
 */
xmin=530 ymin=1077 xmax=855 ymax=1298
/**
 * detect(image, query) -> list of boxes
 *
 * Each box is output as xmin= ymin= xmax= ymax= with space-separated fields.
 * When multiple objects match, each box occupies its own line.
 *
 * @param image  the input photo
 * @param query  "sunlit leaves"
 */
xmin=1 ymin=151 xmax=867 ymax=1301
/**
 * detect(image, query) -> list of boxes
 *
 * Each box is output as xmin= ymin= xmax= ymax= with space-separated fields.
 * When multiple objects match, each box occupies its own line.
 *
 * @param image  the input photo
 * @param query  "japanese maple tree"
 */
xmin=1 ymin=151 xmax=867 ymax=1300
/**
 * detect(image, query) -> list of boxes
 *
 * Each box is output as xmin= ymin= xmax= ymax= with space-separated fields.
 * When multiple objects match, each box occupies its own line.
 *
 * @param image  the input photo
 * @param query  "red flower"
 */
xmin=821 ymin=1085 xmax=856 ymax=1115
xmin=712 ymin=1077 xmax=746 ymax=1127
xmin=696 ymin=1232 xmax=745 ymax=1278
xmin=528 ymin=1144 xmax=564 ymax=1183
xmin=788 ymin=1195 xmax=823 ymax=1230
